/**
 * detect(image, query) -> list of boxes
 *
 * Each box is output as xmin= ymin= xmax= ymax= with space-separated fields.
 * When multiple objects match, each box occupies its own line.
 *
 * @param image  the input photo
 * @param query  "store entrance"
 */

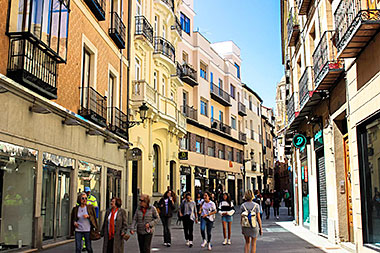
xmin=106 ymin=168 xmax=121 ymax=210
xmin=228 ymin=179 xmax=236 ymax=204
xmin=132 ymin=161 xmax=139 ymax=215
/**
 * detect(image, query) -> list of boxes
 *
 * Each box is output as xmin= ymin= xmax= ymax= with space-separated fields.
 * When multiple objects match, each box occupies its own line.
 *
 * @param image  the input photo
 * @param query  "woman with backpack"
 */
xmin=218 ymin=192 xmax=234 ymax=245
xmin=241 ymin=190 xmax=262 ymax=253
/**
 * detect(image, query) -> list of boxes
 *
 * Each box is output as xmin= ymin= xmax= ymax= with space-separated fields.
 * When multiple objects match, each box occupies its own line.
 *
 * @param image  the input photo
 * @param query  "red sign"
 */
xmin=229 ymin=161 xmax=233 ymax=168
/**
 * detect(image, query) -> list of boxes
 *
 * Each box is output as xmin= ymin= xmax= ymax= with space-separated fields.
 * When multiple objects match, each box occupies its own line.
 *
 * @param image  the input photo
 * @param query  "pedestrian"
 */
xmin=195 ymin=193 xmax=203 ymax=222
xmin=130 ymin=194 xmax=160 ymax=253
xmin=200 ymin=191 xmax=217 ymax=251
xmin=71 ymin=193 xmax=98 ymax=253
xmin=81 ymin=187 xmax=99 ymax=251
xmin=218 ymin=192 xmax=234 ymax=245
xmin=100 ymin=197 xmax=128 ymax=253
xmin=254 ymin=190 xmax=263 ymax=218
xmin=284 ymin=190 xmax=291 ymax=215
xmin=157 ymin=190 xmax=175 ymax=247
xmin=273 ymin=190 xmax=281 ymax=220
xmin=179 ymin=192 xmax=198 ymax=247
xmin=264 ymin=194 xmax=271 ymax=219
xmin=241 ymin=190 xmax=263 ymax=253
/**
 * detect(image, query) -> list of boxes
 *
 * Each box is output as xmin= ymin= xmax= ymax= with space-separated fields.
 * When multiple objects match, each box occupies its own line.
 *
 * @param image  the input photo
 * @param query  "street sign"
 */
xmin=292 ymin=134 xmax=307 ymax=149
xmin=178 ymin=151 xmax=188 ymax=160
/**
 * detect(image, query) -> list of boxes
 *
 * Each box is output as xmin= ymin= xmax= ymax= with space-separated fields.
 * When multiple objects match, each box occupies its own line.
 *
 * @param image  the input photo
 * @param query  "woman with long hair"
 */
xmin=200 ymin=191 xmax=217 ymax=251
xmin=100 ymin=197 xmax=128 ymax=253
xmin=179 ymin=192 xmax=198 ymax=247
xmin=241 ymin=190 xmax=263 ymax=253
xmin=218 ymin=192 xmax=234 ymax=245
xmin=157 ymin=190 xmax=175 ymax=247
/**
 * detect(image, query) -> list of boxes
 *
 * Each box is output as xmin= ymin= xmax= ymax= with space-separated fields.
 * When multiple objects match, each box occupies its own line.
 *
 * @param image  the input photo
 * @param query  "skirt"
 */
xmin=242 ymin=226 xmax=259 ymax=238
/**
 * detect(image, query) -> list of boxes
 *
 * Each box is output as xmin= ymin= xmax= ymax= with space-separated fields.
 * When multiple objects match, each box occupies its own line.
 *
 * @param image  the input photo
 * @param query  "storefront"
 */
xmin=0 ymin=141 xmax=37 ymax=251
xmin=78 ymin=161 xmax=101 ymax=217
xmin=208 ymin=169 xmax=218 ymax=192
xmin=106 ymin=168 xmax=122 ymax=210
xmin=358 ymin=113 xmax=380 ymax=249
xmin=180 ymin=166 xmax=191 ymax=196
xmin=227 ymin=174 xmax=236 ymax=204
xmin=194 ymin=167 xmax=207 ymax=196
xmin=300 ymin=146 xmax=310 ymax=228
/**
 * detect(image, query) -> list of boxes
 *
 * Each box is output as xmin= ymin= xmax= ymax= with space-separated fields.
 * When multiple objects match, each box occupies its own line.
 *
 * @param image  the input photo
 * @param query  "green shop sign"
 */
xmin=293 ymin=134 xmax=307 ymax=149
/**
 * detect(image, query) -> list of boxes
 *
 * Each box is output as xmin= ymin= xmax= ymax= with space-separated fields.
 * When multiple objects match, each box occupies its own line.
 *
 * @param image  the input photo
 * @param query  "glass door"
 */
xmin=56 ymin=170 xmax=71 ymax=238
xmin=106 ymin=168 xmax=121 ymax=209
xmin=42 ymin=165 xmax=56 ymax=241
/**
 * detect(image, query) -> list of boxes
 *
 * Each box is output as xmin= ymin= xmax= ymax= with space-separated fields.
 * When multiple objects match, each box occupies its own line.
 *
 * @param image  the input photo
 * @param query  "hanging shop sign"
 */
xmin=127 ymin=148 xmax=142 ymax=161
xmin=314 ymin=130 xmax=324 ymax=150
xmin=178 ymin=151 xmax=188 ymax=160
xmin=293 ymin=134 xmax=307 ymax=149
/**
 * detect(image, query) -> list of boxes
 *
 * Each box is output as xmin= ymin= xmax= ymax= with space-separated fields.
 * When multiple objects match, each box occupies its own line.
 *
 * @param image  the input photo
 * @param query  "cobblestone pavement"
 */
xmin=43 ymin=206 xmax=324 ymax=252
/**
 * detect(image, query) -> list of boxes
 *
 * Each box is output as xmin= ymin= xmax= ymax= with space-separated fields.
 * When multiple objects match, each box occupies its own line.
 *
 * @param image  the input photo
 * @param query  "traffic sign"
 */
xmin=293 ymin=134 xmax=307 ymax=149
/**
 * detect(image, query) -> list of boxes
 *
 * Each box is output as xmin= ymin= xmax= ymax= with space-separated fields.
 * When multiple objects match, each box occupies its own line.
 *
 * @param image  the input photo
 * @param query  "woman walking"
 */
xmin=195 ymin=193 xmax=203 ymax=222
xmin=130 ymin=194 xmax=160 ymax=253
xmin=158 ymin=190 xmax=175 ymax=247
xmin=71 ymin=193 xmax=98 ymax=253
xmin=241 ymin=190 xmax=263 ymax=253
xmin=179 ymin=192 xmax=198 ymax=247
xmin=101 ymin=197 xmax=128 ymax=253
xmin=218 ymin=193 xmax=234 ymax=245
xmin=200 ymin=191 xmax=217 ymax=251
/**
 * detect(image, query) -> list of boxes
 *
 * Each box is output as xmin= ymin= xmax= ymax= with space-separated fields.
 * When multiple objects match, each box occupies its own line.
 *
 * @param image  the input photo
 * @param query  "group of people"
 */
xmin=70 ymin=188 xmax=265 ymax=253
xmin=253 ymin=189 xmax=291 ymax=220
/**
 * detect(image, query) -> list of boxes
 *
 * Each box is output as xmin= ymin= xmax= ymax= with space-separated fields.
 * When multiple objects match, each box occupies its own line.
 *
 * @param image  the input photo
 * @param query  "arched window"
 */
xmin=153 ymin=144 xmax=159 ymax=192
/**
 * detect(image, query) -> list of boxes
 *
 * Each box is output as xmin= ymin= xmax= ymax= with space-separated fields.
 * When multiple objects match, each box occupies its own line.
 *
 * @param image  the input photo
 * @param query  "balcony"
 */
xmin=297 ymin=0 xmax=312 ymax=15
xmin=239 ymin=132 xmax=247 ymax=143
xmin=181 ymin=105 xmax=198 ymax=121
xmin=154 ymin=36 xmax=175 ymax=63
xmin=211 ymin=119 xmax=231 ymax=135
xmin=109 ymin=12 xmax=126 ymax=49
xmin=287 ymin=8 xmax=300 ymax=46
xmin=334 ymin=0 xmax=380 ymax=58
xmin=238 ymin=102 xmax=247 ymax=116
xmin=287 ymin=93 xmax=296 ymax=124
xmin=135 ymin=16 xmax=154 ymax=44
xmin=131 ymin=80 xmax=158 ymax=110
xmin=313 ymin=31 xmax=344 ymax=90
xmin=160 ymin=0 xmax=174 ymax=12
xmin=79 ymin=87 xmax=107 ymax=127
xmin=173 ymin=16 xmax=182 ymax=37
xmin=7 ymin=37 xmax=57 ymax=99
xmin=298 ymin=67 xmax=313 ymax=110
xmin=84 ymin=0 xmax=106 ymax=21
xmin=108 ymin=107 xmax=128 ymax=139
xmin=210 ymin=83 xmax=232 ymax=106
xmin=177 ymin=62 xmax=198 ymax=86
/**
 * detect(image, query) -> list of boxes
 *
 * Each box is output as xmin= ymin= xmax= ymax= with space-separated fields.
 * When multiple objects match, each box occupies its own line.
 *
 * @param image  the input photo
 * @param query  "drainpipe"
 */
xmin=126 ymin=0 xmax=132 ymax=142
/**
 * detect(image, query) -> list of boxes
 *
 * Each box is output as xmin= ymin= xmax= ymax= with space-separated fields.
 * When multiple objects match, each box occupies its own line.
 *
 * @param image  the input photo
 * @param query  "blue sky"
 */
xmin=194 ymin=0 xmax=283 ymax=108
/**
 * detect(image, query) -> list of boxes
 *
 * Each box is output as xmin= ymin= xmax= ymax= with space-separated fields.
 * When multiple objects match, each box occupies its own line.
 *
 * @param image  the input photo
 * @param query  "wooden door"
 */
xmin=343 ymin=134 xmax=354 ymax=241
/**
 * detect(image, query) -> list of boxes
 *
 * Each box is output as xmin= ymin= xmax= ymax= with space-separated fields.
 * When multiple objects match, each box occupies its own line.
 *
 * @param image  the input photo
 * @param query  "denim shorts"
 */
xmin=222 ymin=215 xmax=233 ymax=223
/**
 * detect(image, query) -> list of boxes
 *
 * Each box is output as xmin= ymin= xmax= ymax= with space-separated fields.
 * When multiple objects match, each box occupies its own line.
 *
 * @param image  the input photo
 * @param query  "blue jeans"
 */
xmin=75 ymin=231 xmax=92 ymax=253
xmin=200 ymin=217 xmax=213 ymax=243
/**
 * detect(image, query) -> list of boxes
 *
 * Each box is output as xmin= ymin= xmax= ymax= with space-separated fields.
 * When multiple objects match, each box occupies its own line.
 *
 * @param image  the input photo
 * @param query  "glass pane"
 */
xmin=58 ymin=4 xmax=69 ymax=60
xmin=42 ymin=165 xmax=56 ymax=241
xmin=49 ymin=0 xmax=60 ymax=54
xmin=106 ymin=168 xmax=122 ymax=209
xmin=30 ymin=0 xmax=43 ymax=38
xmin=78 ymin=161 xmax=101 ymax=218
xmin=41 ymin=0 xmax=52 ymax=44
xmin=0 ymin=142 xmax=36 ymax=251
xmin=56 ymin=171 xmax=70 ymax=238
xmin=8 ymin=0 xmax=31 ymax=33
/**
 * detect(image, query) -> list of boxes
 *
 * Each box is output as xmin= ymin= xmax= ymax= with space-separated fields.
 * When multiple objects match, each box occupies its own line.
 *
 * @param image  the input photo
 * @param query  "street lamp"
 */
xmin=127 ymin=102 xmax=149 ymax=129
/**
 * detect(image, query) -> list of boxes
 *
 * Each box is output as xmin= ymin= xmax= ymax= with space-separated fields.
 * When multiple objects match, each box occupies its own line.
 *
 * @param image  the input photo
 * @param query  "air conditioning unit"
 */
xmin=211 ymin=121 xmax=219 ymax=129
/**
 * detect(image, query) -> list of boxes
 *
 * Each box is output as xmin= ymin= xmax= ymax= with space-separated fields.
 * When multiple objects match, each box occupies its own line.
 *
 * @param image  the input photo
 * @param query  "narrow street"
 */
xmin=43 ymin=206 xmax=329 ymax=253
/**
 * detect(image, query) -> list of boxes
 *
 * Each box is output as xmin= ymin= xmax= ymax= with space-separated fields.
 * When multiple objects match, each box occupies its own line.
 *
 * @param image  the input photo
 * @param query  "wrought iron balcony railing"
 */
xmin=160 ymin=0 xmax=174 ymax=12
xmin=287 ymin=8 xmax=300 ymax=46
xmin=177 ymin=62 xmax=197 ymax=86
xmin=108 ymin=107 xmax=128 ymax=139
xmin=299 ymin=67 xmax=313 ymax=110
xmin=135 ymin=16 xmax=154 ymax=44
xmin=313 ymin=31 xmax=344 ymax=90
xmin=211 ymin=119 xmax=231 ymax=135
xmin=84 ymin=0 xmax=106 ymax=20
xmin=296 ymin=0 xmax=312 ymax=15
xmin=239 ymin=132 xmax=247 ymax=143
xmin=109 ymin=12 xmax=126 ymax=49
xmin=238 ymin=102 xmax=247 ymax=116
xmin=174 ymin=16 xmax=182 ymax=36
xmin=334 ymin=0 xmax=380 ymax=58
xmin=7 ymin=37 xmax=57 ymax=99
xmin=181 ymin=105 xmax=198 ymax=121
xmin=79 ymin=86 xmax=107 ymax=127
xmin=210 ymin=83 xmax=231 ymax=106
xmin=287 ymin=93 xmax=296 ymax=124
xmin=154 ymin=36 xmax=175 ymax=63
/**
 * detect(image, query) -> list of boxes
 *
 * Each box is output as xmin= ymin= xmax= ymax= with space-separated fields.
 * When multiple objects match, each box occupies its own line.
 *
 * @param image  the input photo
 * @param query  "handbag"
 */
xmin=90 ymin=229 xmax=101 ymax=240
xmin=122 ymin=233 xmax=130 ymax=241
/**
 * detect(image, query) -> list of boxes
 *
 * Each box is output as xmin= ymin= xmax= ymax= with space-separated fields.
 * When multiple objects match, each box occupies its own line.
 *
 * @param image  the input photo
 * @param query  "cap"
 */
xmin=84 ymin=187 xmax=91 ymax=192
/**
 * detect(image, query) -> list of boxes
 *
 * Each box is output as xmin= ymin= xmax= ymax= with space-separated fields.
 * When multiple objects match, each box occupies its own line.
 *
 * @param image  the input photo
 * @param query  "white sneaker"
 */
xmin=163 ymin=243 xmax=167 ymax=246
xmin=222 ymin=238 xmax=227 ymax=245
xmin=186 ymin=240 xmax=189 ymax=246
xmin=189 ymin=241 xmax=193 ymax=248
xmin=227 ymin=239 xmax=231 ymax=245
xmin=208 ymin=243 xmax=212 ymax=251
xmin=201 ymin=240 xmax=207 ymax=248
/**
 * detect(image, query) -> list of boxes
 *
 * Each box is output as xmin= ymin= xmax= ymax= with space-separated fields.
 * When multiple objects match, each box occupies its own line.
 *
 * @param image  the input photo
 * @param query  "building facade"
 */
xmin=261 ymin=106 xmax=275 ymax=192
xmin=281 ymin=0 xmax=380 ymax=252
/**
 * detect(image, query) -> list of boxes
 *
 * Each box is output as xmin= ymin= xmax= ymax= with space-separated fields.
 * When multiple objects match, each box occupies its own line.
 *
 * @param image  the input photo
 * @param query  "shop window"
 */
xmin=78 ymin=161 xmax=101 ymax=217
xmin=0 ymin=142 xmax=37 ymax=250
xmin=106 ymin=168 xmax=121 ymax=209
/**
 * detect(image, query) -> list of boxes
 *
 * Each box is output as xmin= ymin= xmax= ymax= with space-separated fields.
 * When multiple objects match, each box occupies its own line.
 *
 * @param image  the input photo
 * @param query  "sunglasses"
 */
xmin=81 ymin=197 xmax=87 ymax=200
xmin=139 ymin=199 xmax=145 ymax=202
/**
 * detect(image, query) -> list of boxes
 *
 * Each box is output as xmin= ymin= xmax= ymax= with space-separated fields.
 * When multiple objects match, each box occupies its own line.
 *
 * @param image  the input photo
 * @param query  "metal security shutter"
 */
xmin=318 ymin=154 xmax=328 ymax=235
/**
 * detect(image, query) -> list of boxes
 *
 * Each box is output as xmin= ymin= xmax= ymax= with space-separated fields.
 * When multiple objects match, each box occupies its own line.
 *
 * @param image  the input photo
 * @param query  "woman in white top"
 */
xmin=218 ymin=192 xmax=234 ymax=245
xmin=200 ymin=191 xmax=217 ymax=251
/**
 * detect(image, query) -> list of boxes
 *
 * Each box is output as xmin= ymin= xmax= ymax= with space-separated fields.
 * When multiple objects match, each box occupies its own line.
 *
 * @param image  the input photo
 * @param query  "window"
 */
xmin=200 ymin=62 xmax=207 ymax=80
xmin=135 ymin=57 xmax=141 ymax=80
xmin=230 ymin=84 xmax=236 ymax=99
xmin=195 ymin=136 xmax=204 ymax=154
xmin=211 ymin=106 xmax=214 ymax=121
xmin=180 ymin=12 xmax=190 ymax=34
xmin=180 ymin=134 xmax=189 ymax=150
xmin=208 ymin=140 xmax=215 ymax=157
xmin=231 ymin=116 xmax=236 ymax=130
xmin=153 ymin=71 xmax=157 ymax=90
xmin=200 ymin=100 xmax=208 ymax=116
xmin=154 ymin=16 xmax=158 ymax=36
xmin=210 ymin=72 xmax=214 ymax=83
xmin=249 ymin=96 xmax=253 ymax=110
xmin=235 ymin=63 xmax=241 ymax=79
xmin=218 ymin=78 xmax=223 ymax=89
xmin=108 ymin=73 xmax=117 ymax=114
xmin=182 ymin=51 xmax=188 ymax=63
xmin=227 ymin=147 xmax=233 ymax=161
xmin=219 ymin=111 xmax=223 ymax=122
xmin=153 ymin=145 xmax=159 ymax=192
xmin=136 ymin=0 xmax=142 ymax=15
xmin=237 ymin=151 xmax=242 ymax=163
xmin=218 ymin=144 xmax=225 ymax=159
xmin=162 ymin=78 xmax=166 ymax=96
xmin=162 ymin=24 xmax=166 ymax=38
